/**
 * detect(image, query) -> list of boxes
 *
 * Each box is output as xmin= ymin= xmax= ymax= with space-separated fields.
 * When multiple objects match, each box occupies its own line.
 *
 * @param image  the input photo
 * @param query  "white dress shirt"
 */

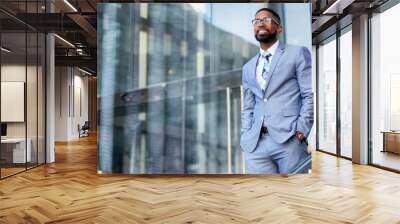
xmin=256 ymin=40 xmax=279 ymax=91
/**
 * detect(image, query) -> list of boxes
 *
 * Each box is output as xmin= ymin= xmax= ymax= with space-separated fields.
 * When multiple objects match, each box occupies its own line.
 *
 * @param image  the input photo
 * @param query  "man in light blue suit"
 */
xmin=240 ymin=8 xmax=313 ymax=174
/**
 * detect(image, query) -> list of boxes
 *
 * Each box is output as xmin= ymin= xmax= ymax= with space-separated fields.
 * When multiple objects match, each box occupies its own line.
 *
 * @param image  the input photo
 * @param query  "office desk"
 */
xmin=1 ymin=138 xmax=31 ymax=163
xmin=381 ymin=131 xmax=400 ymax=154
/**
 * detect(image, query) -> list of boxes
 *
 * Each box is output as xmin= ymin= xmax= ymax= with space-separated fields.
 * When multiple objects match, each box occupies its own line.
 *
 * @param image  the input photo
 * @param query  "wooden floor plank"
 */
xmin=1 ymin=134 xmax=400 ymax=223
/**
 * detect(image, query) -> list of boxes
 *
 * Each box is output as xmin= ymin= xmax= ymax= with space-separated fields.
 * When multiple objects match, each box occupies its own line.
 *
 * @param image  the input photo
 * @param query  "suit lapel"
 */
xmin=263 ymin=43 xmax=285 ymax=95
xmin=247 ymin=54 xmax=263 ymax=99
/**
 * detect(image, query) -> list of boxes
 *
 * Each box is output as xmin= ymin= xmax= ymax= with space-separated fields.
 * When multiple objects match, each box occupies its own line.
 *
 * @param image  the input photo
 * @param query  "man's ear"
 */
xmin=277 ymin=26 xmax=283 ymax=34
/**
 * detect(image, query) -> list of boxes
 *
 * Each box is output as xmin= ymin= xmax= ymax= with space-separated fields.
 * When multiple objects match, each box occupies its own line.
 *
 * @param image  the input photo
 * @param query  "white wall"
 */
xmin=71 ymin=72 xmax=89 ymax=138
xmin=55 ymin=67 xmax=89 ymax=141
xmin=1 ymin=63 xmax=46 ymax=163
xmin=1 ymin=65 xmax=39 ymax=138
xmin=55 ymin=67 xmax=69 ymax=141
xmin=1 ymin=65 xmax=26 ymax=137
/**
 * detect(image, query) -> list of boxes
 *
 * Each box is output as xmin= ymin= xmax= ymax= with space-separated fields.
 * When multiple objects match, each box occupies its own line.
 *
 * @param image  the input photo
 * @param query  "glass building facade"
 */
xmin=98 ymin=3 xmax=312 ymax=174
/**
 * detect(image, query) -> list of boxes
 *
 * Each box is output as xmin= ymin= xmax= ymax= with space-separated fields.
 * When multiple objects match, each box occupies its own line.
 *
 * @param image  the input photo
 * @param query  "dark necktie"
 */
xmin=261 ymin=53 xmax=272 ymax=90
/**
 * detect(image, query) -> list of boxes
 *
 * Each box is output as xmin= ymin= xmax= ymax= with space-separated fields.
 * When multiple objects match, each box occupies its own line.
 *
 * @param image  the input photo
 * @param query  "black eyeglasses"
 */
xmin=251 ymin=17 xmax=280 ymax=26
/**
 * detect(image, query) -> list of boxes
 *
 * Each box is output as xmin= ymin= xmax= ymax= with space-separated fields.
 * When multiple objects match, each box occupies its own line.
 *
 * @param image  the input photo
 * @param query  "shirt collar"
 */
xmin=259 ymin=40 xmax=279 ymax=57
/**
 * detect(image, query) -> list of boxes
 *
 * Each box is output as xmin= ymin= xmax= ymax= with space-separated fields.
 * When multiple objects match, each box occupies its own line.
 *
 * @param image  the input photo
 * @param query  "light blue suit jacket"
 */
xmin=240 ymin=43 xmax=314 ymax=153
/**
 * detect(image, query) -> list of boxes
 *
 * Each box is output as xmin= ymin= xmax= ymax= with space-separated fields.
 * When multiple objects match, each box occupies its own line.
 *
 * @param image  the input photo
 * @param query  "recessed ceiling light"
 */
xmin=322 ymin=0 xmax=355 ymax=15
xmin=1 ymin=47 xmax=11 ymax=53
xmin=78 ymin=67 xmax=93 ymax=76
xmin=63 ymin=0 xmax=78 ymax=12
xmin=54 ymin=34 xmax=75 ymax=48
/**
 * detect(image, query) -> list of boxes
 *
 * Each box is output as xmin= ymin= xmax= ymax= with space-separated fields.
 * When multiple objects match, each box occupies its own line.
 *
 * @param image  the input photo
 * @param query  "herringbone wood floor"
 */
xmin=1 ymin=134 xmax=400 ymax=224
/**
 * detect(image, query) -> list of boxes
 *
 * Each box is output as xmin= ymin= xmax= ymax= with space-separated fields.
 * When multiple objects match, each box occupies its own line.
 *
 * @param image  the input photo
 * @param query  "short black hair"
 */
xmin=255 ymin=8 xmax=281 ymax=25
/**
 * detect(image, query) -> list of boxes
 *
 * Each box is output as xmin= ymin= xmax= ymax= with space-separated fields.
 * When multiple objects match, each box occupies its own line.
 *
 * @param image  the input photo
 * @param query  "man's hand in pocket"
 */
xmin=296 ymin=131 xmax=304 ymax=142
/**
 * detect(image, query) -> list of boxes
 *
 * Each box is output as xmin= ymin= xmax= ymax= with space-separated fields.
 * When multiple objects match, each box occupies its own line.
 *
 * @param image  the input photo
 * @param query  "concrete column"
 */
xmin=352 ymin=14 xmax=369 ymax=164
xmin=46 ymin=1 xmax=55 ymax=163
xmin=46 ymin=33 xmax=55 ymax=163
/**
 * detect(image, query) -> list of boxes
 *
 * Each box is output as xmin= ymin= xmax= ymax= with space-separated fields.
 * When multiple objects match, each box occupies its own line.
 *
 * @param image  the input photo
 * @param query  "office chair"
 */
xmin=79 ymin=121 xmax=90 ymax=138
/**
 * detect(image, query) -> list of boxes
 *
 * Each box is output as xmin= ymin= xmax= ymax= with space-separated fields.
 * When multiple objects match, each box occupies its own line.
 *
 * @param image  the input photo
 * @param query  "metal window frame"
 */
xmin=367 ymin=0 xmax=400 ymax=172
xmin=315 ymin=23 xmax=353 ymax=162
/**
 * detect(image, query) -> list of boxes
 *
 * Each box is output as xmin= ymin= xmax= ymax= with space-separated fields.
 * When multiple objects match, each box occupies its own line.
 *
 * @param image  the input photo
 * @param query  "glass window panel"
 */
xmin=309 ymin=46 xmax=317 ymax=150
xmin=340 ymin=29 xmax=352 ymax=158
xmin=371 ymin=4 xmax=400 ymax=171
xmin=318 ymin=37 xmax=337 ymax=154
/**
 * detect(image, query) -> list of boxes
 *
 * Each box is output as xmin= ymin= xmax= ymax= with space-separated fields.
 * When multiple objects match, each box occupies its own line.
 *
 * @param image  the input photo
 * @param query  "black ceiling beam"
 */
xmin=86 ymin=0 xmax=97 ymax=12
xmin=12 ymin=13 xmax=86 ymax=32
xmin=66 ymin=13 xmax=97 ymax=46
xmin=0 ymin=18 xmax=27 ymax=31
xmin=55 ymin=47 xmax=96 ymax=58
xmin=55 ymin=55 xmax=96 ymax=72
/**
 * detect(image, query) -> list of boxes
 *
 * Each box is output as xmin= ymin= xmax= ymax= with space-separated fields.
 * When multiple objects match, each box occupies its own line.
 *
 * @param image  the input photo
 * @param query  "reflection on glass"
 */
xmin=340 ymin=29 xmax=352 ymax=158
xmin=371 ymin=4 xmax=400 ymax=171
xmin=98 ymin=3 xmax=312 ymax=174
xmin=318 ymin=37 xmax=337 ymax=154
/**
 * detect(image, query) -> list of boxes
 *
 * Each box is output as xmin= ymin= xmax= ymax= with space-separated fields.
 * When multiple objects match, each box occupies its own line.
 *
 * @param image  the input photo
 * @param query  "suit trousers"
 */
xmin=244 ymin=131 xmax=309 ymax=174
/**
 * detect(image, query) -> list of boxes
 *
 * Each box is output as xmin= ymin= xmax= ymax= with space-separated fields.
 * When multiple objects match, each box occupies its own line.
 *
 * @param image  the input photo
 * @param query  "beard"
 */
xmin=255 ymin=30 xmax=277 ymax=44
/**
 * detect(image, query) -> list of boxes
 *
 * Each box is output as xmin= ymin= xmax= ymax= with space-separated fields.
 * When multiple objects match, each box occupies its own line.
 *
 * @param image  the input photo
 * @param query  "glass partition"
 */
xmin=1 ymin=31 xmax=27 ymax=177
xmin=38 ymin=32 xmax=45 ymax=165
xmin=0 ymin=1 xmax=46 ymax=179
xmin=27 ymin=30 xmax=38 ymax=169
